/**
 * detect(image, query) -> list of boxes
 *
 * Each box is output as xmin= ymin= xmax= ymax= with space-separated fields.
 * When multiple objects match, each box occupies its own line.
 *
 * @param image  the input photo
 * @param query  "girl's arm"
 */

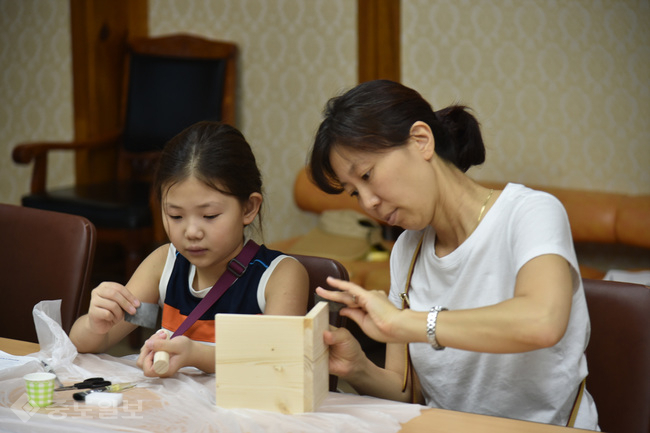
xmin=263 ymin=257 xmax=310 ymax=316
xmin=138 ymin=333 xmax=216 ymax=376
xmin=69 ymin=244 xmax=169 ymax=353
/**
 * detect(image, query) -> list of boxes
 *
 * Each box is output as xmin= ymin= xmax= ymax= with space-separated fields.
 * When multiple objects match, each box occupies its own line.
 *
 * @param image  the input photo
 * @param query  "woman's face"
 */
xmin=329 ymin=139 xmax=436 ymax=231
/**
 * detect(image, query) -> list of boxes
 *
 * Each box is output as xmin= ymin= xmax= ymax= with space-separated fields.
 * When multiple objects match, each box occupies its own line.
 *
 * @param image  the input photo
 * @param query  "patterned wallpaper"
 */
xmin=1 ymin=0 xmax=648 ymax=246
xmin=148 ymin=0 xmax=357 ymax=243
xmin=402 ymin=0 xmax=650 ymax=193
xmin=1 ymin=0 xmax=75 ymax=206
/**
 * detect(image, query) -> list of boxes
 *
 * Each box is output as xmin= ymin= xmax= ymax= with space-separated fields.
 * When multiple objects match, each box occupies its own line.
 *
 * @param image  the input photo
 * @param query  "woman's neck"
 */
xmin=429 ymin=166 xmax=490 ymax=257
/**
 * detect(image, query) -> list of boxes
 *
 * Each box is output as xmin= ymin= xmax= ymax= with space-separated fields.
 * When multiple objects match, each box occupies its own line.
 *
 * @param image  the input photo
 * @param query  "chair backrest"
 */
xmin=117 ymin=34 xmax=237 ymax=181
xmin=0 ymin=204 xmax=96 ymax=342
xmin=582 ymin=278 xmax=650 ymax=433
xmin=291 ymin=254 xmax=350 ymax=391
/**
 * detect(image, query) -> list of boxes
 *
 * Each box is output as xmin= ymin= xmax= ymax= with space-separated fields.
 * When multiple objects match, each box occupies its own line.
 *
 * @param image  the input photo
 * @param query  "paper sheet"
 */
xmin=0 ymin=301 xmax=422 ymax=432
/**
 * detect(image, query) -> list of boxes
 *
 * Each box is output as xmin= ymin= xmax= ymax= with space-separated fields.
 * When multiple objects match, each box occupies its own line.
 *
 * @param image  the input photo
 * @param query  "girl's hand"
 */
xmin=137 ymin=332 xmax=193 ymax=377
xmin=316 ymin=277 xmax=404 ymax=343
xmin=86 ymin=282 xmax=140 ymax=335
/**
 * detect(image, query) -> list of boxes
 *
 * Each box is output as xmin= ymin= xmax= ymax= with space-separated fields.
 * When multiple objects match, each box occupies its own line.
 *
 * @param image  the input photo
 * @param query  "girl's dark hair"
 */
xmin=309 ymin=80 xmax=485 ymax=193
xmin=153 ymin=121 xmax=263 ymax=227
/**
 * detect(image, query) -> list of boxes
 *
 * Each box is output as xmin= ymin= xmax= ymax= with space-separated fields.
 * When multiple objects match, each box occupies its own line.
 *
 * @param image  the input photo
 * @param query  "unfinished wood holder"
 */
xmin=215 ymin=301 xmax=329 ymax=414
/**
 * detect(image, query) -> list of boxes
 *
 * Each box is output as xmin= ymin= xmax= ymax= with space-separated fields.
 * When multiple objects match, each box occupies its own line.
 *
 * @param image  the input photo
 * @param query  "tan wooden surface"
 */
xmin=215 ymin=302 xmax=329 ymax=414
xmin=0 ymin=337 xmax=40 ymax=356
xmin=400 ymin=407 xmax=591 ymax=432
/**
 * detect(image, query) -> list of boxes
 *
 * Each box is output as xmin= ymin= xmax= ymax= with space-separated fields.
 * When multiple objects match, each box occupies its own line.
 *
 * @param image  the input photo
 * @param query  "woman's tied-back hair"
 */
xmin=309 ymin=80 xmax=486 ymax=194
xmin=154 ymin=120 xmax=263 ymax=227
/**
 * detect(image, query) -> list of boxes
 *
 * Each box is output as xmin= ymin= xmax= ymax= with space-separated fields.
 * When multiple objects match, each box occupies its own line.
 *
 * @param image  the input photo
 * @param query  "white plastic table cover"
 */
xmin=0 ymin=301 xmax=422 ymax=433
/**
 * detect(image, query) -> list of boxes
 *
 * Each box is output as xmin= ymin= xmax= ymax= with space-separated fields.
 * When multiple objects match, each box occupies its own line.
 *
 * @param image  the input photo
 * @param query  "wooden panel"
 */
xmin=70 ymin=0 xmax=148 ymax=185
xmin=215 ymin=302 xmax=329 ymax=414
xmin=358 ymin=0 xmax=400 ymax=83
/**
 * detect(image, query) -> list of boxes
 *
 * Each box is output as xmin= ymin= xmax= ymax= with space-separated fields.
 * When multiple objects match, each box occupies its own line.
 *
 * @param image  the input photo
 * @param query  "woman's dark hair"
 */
xmin=153 ymin=121 xmax=263 ymax=228
xmin=309 ymin=80 xmax=485 ymax=193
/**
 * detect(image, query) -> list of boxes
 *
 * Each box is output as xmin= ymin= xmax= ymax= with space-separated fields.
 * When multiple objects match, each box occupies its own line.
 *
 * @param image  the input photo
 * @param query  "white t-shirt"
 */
xmin=388 ymin=183 xmax=599 ymax=429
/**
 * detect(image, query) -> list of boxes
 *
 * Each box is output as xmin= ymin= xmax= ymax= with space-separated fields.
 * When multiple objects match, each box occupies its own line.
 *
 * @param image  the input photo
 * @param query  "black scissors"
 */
xmin=54 ymin=377 xmax=112 ymax=391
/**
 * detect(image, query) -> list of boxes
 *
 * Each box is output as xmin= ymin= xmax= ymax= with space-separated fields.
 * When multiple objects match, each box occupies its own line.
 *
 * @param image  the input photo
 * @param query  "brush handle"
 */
xmin=152 ymin=329 xmax=171 ymax=375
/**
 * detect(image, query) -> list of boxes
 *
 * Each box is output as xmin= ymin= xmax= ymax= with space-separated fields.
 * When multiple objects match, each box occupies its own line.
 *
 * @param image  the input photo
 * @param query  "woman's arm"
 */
xmin=319 ymin=253 xmax=574 ymax=354
xmin=263 ymin=257 xmax=310 ymax=316
xmin=435 ymin=253 xmax=574 ymax=353
xmin=69 ymin=244 xmax=168 ymax=353
xmin=332 ymin=333 xmax=423 ymax=403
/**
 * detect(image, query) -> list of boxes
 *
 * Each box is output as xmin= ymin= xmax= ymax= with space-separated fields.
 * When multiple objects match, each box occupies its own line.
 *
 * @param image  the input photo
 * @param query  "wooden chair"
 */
xmin=12 ymin=33 xmax=237 ymax=281
xmin=0 ymin=203 xmax=96 ymax=343
xmin=582 ymin=278 xmax=650 ymax=433
xmin=291 ymin=254 xmax=350 ymax=391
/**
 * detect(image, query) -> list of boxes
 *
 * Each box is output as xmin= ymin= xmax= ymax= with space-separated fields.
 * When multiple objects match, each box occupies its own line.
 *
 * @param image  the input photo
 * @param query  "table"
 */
xmin=0 ymin=337 xmax=40 ymax=356
xmin=399 ymin=407 xmax=582 ymax=432
xmin=0 ymin=337 xmax=585 ymax=433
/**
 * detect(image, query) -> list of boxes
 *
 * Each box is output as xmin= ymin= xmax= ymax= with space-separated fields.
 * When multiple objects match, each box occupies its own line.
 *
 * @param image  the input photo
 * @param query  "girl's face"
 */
xmin=161 ymin=176 xmax=259 ymax=272
xmin=329 ymin=137 xmax=436 ymax=231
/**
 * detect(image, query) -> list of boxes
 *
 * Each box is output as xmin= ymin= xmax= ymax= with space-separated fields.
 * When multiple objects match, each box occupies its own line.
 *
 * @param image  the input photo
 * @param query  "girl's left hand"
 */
xmin=137 ymin=331 xmax=193 ymax=377
xmin=316 ymin=277 xmax=404 ymax=343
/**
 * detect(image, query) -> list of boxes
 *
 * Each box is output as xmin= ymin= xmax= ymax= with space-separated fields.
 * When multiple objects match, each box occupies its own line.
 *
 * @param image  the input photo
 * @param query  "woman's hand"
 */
xmin=316 ymin=277 xmax=405 ymax=343
xmin=137 ymin=331 xmax=194 ymax=377
xmin=86 ymin=282 xmax=140 ymax=335
xmin=323 ymin=325 xmax=368 ymax=379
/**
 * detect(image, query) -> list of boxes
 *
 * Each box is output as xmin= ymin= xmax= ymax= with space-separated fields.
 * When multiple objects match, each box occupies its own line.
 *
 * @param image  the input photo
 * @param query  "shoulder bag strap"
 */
xmin=170 ymin=240 xmax=261 ymax=339
xmin=400 ymin=234 xmax=425 ymax=402
xmin=566 ymin=378 xmax=586 ymax=427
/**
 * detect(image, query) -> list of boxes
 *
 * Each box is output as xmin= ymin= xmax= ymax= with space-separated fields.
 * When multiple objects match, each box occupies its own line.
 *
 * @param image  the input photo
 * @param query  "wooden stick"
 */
xmin=153 ymin=329 xmax=171 ymax=375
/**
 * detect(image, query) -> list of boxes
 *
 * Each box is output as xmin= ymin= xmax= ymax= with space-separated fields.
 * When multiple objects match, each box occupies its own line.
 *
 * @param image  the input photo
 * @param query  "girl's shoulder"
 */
xmin=140 ymin=243 xmax=173 ymax=277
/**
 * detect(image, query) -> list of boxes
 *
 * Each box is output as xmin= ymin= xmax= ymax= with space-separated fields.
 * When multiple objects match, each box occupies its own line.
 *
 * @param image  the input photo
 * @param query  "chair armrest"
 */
xmin=12 ymin=131 xmax=123 ymax=164
xmin=12 ymin=131 xmax=122 ymax=194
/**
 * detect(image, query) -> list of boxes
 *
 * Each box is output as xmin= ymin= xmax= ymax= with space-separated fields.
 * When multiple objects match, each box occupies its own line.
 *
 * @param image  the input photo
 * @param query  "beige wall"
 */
xmin=2 ymin=0 xmax=648 ymax=245
xmin=402 ymin=0 xmax=650 ymax=193
xmin=149 ymin=0 xmax=357 ymax=243
xmin=1 ymin=0 xmax=75 ymax=205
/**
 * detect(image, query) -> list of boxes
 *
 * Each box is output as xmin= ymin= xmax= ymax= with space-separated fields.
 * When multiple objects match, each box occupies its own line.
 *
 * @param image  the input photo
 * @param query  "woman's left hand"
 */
xmin=137 ymin=331 xmax=193 ymax=377
xmin=316 ymin=277 xmax=405 ymax=343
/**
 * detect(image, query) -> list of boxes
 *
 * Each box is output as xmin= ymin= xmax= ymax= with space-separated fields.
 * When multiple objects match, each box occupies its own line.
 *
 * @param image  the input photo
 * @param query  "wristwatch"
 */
xmin=426 ymin=305 xmax=448 ymax=350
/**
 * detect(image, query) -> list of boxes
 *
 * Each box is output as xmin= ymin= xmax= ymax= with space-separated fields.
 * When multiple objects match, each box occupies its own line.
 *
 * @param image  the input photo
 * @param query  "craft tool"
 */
xmin=73 ymin=382 xmax=136 ymax=401
xmin=124 ymin=302 xmax=159 ymax=328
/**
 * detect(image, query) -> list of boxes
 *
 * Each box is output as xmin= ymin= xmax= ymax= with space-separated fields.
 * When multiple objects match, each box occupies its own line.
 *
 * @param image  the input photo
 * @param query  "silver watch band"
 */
xmin=426 ymin=306 xmax=448 ymax=350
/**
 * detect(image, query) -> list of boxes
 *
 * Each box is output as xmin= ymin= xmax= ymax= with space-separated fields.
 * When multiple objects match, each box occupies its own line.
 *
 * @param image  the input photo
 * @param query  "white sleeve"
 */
xmin=256 ymin=255 xmax=299 ymax=313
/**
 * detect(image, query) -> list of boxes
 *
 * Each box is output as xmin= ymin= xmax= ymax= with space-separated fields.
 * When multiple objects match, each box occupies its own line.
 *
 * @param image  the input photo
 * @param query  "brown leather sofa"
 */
xmin=271 ymin=168 xmax=650 ymax=292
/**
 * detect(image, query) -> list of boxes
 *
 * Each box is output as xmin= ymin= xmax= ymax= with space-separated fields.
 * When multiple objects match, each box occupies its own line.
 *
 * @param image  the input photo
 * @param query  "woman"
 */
xmin=310 ymin=80 xmax=599 ymax=429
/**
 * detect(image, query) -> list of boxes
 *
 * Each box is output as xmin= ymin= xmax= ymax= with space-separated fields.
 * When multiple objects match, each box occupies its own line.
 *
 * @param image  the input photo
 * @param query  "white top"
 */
xmin=388 ymin=183 xmax=599 ymax=429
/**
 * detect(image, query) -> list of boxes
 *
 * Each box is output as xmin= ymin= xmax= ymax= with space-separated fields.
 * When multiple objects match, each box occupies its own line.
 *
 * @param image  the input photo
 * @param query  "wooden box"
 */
xmin=215 ymin=301 xmax=329 ymax=413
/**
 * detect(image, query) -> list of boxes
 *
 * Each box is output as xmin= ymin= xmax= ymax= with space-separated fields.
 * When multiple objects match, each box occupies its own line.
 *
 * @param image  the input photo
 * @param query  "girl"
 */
xmin=70 ymin=121 xmax=309 ymax=376
xmin=310 ymin=80 xmax=599 ymax=429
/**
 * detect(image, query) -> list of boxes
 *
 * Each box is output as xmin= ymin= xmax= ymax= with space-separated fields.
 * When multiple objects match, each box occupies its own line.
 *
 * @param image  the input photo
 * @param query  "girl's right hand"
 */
xmin=87 ymin=282 xmax=140 ymax=334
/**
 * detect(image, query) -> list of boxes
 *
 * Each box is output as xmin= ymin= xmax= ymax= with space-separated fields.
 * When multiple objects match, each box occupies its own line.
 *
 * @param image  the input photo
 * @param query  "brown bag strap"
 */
xmin=566 ymin=378 xmax=586 ymax=427
xmin=400 ymin=234 xmax=425 ymax=401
